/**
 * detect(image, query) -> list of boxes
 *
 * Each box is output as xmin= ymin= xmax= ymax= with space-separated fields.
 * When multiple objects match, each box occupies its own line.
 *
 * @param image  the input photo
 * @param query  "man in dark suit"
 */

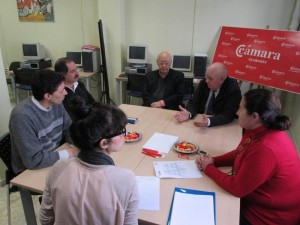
xmin=142 ymin=51 xmax=184 ymax=110
xmin=175 ymin=62 xmax=241 ymax=127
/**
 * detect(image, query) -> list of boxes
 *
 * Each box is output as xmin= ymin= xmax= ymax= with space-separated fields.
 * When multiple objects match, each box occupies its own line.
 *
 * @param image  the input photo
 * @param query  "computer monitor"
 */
xmin=66 ymin=52 xmax=82 ymax=67
xmin=22 ymin=43 xmax=46 ymax=61
xmin=127 ymin=44 xmax=148 ymax=67
xmin=172 ymin=55 xmax=191 ymax=72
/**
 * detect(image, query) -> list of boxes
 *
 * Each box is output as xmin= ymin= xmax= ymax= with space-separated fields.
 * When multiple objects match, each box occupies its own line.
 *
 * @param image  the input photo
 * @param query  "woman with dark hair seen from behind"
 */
xmin=195 ymin=89 xmax=300 ymax=225
xmin=40 ymin=97 xmax=139 ymax=225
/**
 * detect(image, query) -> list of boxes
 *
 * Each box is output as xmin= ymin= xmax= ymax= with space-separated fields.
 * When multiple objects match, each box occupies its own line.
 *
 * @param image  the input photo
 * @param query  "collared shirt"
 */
xmin=65 ymin=81 xmax=79 ymax=93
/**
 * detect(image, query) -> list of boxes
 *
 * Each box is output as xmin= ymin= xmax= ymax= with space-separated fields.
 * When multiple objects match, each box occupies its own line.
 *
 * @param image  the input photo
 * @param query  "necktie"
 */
xmin=206 ymin=91 xmax=215 ymax=115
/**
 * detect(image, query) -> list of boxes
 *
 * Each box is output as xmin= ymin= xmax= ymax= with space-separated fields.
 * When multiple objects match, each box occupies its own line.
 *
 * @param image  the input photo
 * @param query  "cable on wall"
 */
xmin=190 ymin=0 xmax=197 ymax=57
xmin=80 ymin=0 xmax=85 ymax=45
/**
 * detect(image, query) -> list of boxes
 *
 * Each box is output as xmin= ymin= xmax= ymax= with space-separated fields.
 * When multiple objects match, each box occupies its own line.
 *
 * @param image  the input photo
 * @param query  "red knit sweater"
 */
xmin=205 ymin=126 xmax=300 ymax=225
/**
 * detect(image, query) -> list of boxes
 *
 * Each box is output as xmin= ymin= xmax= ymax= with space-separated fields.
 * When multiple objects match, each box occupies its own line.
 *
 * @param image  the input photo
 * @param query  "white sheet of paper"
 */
xmin=153 ymin=160 xmax=202 ymax=178
xmin=169 ymin=191 xmax=215 ymax=225
xmin=143 ymin=132 xmax=178 ymax=153
xmin=136 ymin=176 xmax=160 ymax=210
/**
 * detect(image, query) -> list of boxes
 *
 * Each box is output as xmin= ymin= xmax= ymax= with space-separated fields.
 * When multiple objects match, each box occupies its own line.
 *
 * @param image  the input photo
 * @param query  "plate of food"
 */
xmin=124 ymin=131 xmax=142 ymax=143
xmin=173 ymin=140 xmax=199 ymax=154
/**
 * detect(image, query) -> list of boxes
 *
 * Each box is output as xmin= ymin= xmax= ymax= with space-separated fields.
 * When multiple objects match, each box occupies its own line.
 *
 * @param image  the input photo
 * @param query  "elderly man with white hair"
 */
xmin=175 ymin=62 xmax=242 ymax=127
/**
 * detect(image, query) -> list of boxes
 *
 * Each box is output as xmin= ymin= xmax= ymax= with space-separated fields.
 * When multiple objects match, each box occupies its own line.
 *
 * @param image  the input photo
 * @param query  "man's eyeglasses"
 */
xmin=94 ymin=127 xmax=127 ymax=147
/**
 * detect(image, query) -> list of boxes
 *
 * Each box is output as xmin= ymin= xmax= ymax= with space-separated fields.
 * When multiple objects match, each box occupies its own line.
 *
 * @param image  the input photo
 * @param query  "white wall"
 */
xmin=0 ymin=0 xmax=99 ymax=70
xmin=0 ymin=48 xmax=13 ymax=183
xmin=121 ymin=0 xmax=294 ymax=68
xmin=0 ymin=0 xmax=99 ymax=182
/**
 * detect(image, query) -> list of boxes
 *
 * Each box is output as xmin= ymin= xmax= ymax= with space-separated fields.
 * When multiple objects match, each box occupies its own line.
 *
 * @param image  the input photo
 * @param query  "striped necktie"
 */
xmin=205 ymin=91 xmax=215 ymax=115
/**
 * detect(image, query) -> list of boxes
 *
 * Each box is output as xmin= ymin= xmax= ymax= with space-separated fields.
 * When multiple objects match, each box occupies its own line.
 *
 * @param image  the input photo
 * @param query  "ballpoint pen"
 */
xmin=142 ymin=149 xmax=165 ymax=158
xmin=142 ymin=151 xmax=162 ymax=158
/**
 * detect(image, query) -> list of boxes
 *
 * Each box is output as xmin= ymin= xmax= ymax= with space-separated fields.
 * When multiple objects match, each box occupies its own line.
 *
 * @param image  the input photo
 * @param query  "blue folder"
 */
xmin=167 ymin=187 xmax=216 ymax=225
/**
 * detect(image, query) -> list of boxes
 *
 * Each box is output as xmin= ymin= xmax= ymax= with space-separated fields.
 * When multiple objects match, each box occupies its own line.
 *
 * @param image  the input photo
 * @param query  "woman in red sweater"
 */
xmin=195 ymin=89 xmax=300 ymax=225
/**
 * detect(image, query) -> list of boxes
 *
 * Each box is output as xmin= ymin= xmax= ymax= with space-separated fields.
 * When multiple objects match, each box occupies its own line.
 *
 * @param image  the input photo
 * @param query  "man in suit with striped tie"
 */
xmin=175 ymin=62 xmax=241 ymax=127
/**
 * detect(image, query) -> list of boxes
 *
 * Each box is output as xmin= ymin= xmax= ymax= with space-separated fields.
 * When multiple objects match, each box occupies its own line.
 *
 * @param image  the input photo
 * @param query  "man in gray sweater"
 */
xmin=9 ymin=69 xmax=78 ymax=174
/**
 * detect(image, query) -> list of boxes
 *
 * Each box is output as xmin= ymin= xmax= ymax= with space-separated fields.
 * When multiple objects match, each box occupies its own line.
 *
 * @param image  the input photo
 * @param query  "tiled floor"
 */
xmin=0 ymin=185 xmax=41 ymax=225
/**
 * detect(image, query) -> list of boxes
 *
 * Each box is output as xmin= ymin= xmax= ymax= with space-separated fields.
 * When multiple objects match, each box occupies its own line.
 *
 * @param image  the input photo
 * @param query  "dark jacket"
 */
xmin=142 ymin=69 xmax=184 ymax=110
xmin=187 ymin=77 xmax=241 ymax=127
xmin=63 ymin=81 xmax=96 ymax=120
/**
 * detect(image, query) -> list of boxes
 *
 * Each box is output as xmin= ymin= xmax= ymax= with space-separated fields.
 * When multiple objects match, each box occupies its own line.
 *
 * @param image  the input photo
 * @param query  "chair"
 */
xmin=12 ymin=69 xmax=37 ymax=104
xmin=6 ymin=62 xmax=21 ymax=93
xmin=0 ymin=132 xmax=16 ymax=225
xmin=183 ymin=77 xmax=194 ymax=101
xmin=126 ymin=73 xmax=146 ymax=104
xmin=9 ymin=61 xmax=21 ymax=71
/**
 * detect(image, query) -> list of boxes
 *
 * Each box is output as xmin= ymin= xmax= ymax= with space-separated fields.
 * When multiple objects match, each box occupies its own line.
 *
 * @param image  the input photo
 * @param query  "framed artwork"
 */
xmin=16 ymin=0 xmax=54 ymax=22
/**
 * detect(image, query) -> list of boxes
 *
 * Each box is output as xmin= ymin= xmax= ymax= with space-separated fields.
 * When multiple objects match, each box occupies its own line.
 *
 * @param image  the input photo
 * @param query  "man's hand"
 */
xmin=193 ymin=114 xmax=209 ymax=127
xmin=151 ymin=101 xmax=161 ymax=108
xmin=175 ymin=105 xmax=190 ymax=123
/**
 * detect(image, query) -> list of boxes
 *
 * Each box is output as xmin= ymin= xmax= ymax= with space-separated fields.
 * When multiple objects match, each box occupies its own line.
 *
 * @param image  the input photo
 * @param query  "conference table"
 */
xmin=11 ymin=104 xmax=242 ymax=225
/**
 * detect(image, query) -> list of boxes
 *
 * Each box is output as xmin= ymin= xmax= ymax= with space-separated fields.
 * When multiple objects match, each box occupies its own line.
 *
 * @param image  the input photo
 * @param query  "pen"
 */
xmin=142 ymin=151 xmax=162 ymax=158
xmin=142 ymin=149 xmax=166 ymax=158
xmin=142 ymin=148 xmax=160 ymax=154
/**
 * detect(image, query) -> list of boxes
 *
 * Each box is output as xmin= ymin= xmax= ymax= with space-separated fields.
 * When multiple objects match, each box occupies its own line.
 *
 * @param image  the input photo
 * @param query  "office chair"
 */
xmin=183 ymin=77 xmax=194 ymax=101
xmin=0 ymin=132 xmax=16 ymax=225
xmin=12 ymin=69 xmax=37 ymax=104
xmin=126 ymin=73 xmax=146 ymax=104
xmin=9 ymin=61 xmax=21 ymax=71
xmin=6 ymin=62 xmax=21 ymax=94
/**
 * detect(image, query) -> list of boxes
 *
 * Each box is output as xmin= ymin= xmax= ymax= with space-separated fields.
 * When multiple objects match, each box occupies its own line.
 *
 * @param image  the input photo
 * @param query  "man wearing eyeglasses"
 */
xmin=175 ymin=62 xmax=242 ymax=127
xmin=55 ymin=57 xmax=96 ymax=121
xmin=142 ymin=51 xmax=184 ymax=110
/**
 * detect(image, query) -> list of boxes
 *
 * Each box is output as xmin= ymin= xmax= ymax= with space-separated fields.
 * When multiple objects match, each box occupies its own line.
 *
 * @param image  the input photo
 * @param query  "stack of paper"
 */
xmin=167 ymin=188 xmax=216 ymax=225
xmin=143 ymin=132 xmax=178 ymax=153
xmin=153 ymin=160 xmax=202 ymax=178
xmin=136 ymin=176 xmax=160 ymax=210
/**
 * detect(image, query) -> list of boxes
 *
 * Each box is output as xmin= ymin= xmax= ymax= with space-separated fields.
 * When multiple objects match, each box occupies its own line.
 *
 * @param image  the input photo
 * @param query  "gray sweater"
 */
xmin=9 ymin=97 xmax=72 ymax=174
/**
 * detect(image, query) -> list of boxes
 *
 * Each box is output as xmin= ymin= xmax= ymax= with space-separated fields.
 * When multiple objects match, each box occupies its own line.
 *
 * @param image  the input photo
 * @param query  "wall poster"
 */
xmin=213 ymin=26 xmax=300 ymax=94
xmin=16 ymin=0 xmax=54 ymax=22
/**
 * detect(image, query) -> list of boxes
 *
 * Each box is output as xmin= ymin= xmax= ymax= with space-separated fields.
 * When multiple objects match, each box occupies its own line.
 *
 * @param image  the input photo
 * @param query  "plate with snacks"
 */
xmin=124 ymin=131 xmax=142 ymax=143
xmin=173 ymin=140 xmax=199 ymax=154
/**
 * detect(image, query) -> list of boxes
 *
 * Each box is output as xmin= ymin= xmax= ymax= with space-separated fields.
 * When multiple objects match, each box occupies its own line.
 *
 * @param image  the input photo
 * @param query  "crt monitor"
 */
xmin=127 ymin=44 xmax=148 ymax=66
xmin=22 ymin=43 xmax=46 ymax=61
xmin=172 ymin=55 xmax=191 ymax=72
xmin=66 ymin=52 xmax=82 ymax=67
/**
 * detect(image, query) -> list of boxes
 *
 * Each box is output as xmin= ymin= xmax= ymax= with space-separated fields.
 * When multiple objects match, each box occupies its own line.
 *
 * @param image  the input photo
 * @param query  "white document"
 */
xmin=143 ymin=132 xmax=178 ymax=153
xmin=136 ymin=176 xmax=160 ymax=210
xmin=168 ymin=188 xmax=216 ymax=225
xmin=153 ymin=160 xmax=202 ymax=178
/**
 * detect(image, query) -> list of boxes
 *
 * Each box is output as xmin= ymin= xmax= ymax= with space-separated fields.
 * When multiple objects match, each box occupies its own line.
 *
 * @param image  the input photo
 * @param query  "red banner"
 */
xmin=213 ymin=26 xmax=300 ymax=94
